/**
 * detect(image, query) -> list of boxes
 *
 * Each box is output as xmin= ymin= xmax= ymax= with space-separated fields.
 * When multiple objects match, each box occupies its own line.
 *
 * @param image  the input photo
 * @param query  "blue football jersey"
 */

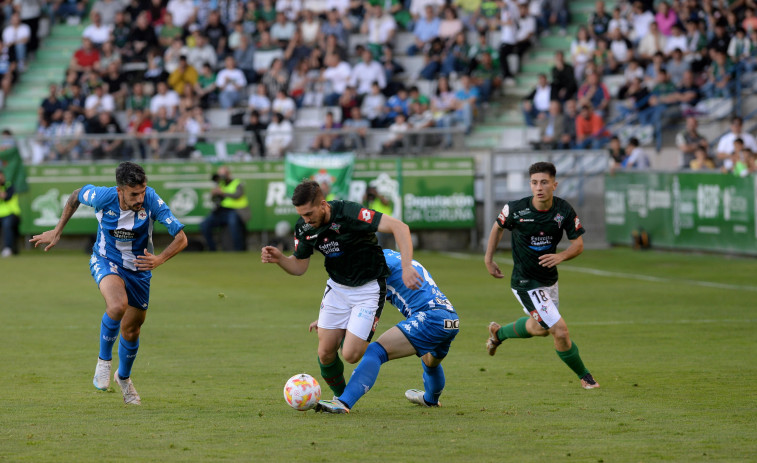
xmin=383 ymin=249 xmax=454 ymax=318
xmin=78 ymin=184 xmax=185 ymax=272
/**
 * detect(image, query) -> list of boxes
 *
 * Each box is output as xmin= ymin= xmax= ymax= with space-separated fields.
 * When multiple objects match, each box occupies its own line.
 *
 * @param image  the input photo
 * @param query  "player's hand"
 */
xmin=260 ymin=245 xmax=283 ymax=263
xmin=308 ymin=320 xmax=318 ymax=332
xmin=402 ymin=265 xmax=422 ymax=290
xmin=485 ymin=260 xmax=505 ymax=279
xmin=29 ymin=230 xmax=60 ymax=252
xmin=135 ymin=249 xmax=162 ymax=271
xmin=538 ymin=253 xmax=563 ymax=268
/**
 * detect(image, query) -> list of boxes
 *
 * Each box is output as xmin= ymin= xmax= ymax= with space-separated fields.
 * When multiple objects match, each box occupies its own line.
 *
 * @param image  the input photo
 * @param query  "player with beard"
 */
xmin=30 ymin=162 xmax=187 ymax=404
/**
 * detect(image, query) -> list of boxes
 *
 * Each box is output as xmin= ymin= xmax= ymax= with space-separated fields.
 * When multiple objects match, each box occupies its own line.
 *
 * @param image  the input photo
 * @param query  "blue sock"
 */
xmin=337 ymin=343 xmax=389 ymax=409
xmin=118 ymin=337 xmax=139 ymax=379
xmin=99 ymin=312 xmax=120 ymax=361
xmin=422 ymin=362 xmax=445 ymax=405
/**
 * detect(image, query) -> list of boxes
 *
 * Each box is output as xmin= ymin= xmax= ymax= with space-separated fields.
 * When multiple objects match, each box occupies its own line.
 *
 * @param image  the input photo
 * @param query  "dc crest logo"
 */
xmin=554 ymin=213 xmax=564 ymax=227
xmin=138 ymin=209 xmax=147 ymax=220
xmin=443 ymin=319 xmax=459 ymax=330
xmin=330 ymin=223 xmax=341 ymax=233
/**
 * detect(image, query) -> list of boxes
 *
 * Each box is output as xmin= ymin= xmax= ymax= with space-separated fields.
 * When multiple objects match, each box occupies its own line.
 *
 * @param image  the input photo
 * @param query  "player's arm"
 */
xmin=377 ymin=214 xmax=421 ymax=289
xmin=29 ymin=187 xmax=82 ymax=251
xmin=260 ymin=245 xmax=310 ymax=276
xmin=135 ymin=230 xmax=188 ymax=271
xmin=484 ymin=221 xmax=506 ymax=279
xmin=538 ymin=235 xmax=584 ymax=268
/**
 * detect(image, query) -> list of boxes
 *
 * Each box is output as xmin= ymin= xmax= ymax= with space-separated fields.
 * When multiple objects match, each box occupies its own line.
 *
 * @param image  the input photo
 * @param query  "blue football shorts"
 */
xmin=89 ymin=254 xmax=151 ymax=310
xmin=397 ymin=308 xmax=459 ymax=359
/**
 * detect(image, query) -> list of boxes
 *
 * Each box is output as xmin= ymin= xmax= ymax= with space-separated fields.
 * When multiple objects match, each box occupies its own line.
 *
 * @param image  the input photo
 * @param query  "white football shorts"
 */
xmin=317 ymin=278 xmax=386 ymax=341
xmin=511 ymin=283 xmax=561 ymax=329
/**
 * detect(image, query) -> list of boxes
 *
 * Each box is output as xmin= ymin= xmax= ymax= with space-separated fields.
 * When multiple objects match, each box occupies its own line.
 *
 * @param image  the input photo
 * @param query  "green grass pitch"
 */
xmin=1 ymin=247 xmax=755 ymax=462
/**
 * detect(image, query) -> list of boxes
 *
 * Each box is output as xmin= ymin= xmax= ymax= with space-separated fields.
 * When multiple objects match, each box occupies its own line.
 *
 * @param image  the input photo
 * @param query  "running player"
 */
xmin=483 ymin=161 xmax=599 ymax=389
xmin=30 ymin=162 xmax=187 ymax=404
xmin=261 ymin=180 xmax=420 ymax=396
xmin=315 ymin=249 xmax=459 ymax=413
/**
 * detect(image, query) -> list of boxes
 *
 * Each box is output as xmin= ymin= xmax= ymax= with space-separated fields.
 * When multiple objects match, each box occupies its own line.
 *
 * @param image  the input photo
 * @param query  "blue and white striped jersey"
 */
xmin=78 ymin=184 xmax=184 ymax=272
xmin=383 ymin=249 xmax=455 ymax=318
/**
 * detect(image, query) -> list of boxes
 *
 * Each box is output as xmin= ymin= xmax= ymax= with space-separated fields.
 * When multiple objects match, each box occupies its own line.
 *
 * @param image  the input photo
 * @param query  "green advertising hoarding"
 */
xmin=20 ymin=158 xmax=475 ymax=235
xmin=605 ymin=172 xmax=757 ymax=254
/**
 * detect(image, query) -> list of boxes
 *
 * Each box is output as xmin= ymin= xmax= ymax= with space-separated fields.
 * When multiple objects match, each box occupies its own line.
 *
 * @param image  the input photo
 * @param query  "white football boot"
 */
xmin=93 ymin=358 xmax=111 ymax=390
xmin=114 ymin=371 xmax=141 ymax=405
xmin=405 ymin=389 xmax=441 ymax=407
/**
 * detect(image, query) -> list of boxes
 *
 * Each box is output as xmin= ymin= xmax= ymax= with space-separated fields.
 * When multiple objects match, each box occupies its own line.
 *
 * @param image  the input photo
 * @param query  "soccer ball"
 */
xmin=283 ymin=373 xmax=321 ymax=411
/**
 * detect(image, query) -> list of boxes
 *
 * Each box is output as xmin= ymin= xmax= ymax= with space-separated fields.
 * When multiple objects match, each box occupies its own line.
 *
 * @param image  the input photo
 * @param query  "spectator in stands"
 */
xmin=87 ymin=111 xmax=124 ymax=160
xmin=577 ymin=71 xmax=610 ymax=116
xmin=666 ymin=48 xmax=690 ymax=87
xmin=630 ymin=1 xmax=655 ymax=45
xmin=63 ymin=82 xmax=87 ymax=121
xmin=689 ymin=146 xmax=716 ymax=171
xmin=84 ymin=83 xmax=116 ymax=119
xmin=380 ymin=84 xmax=409 ymax=127
xmin=102 ymin=61 xmax=128 ymax=109
xmin=550 ymin=50 xmax=577 ymax=102
xmin=14 ymin=0 xmax=43 ymax=54
xmin=195 ymin=62 xmax=218 ymax=108
xmin=205 ymin=10 xmax=229 ymax=59
xmin=97 ymin=41 xmax=121 ymax=76
xmin=350 ymin=48 xmax=387 ymax=95
xmin=715 ymin=116 xmax=757 ymax=164
xmin=52 ymin=108 xmax=85 ymax=160
xmin=471 ymin=50 xmax=500 ymax=102
xmin=608 ymin=6 xmax=629 ymax=37
xmin=362 ymin=5 xmax=397 ymax=58
xmin=271 ymin=11 xmax=296 ymax=47
xmin=379 ymin=44 xmax=405 ymax=94
xmin=146 ymin=0 xmax=167 ymax=27
xmin=167 ymin=0 xmax=196 ymax=27
xmin=439 ymin=5 xmax=463 ymax=44
xmin=320 ymin=9 xmax=349 ymax=50
xmin=127 ymin=107 xmax=153 ymax=159
xmin=178 ymin=82 xmax=200 ymax=113
xmin=382 ymin=112 xmax=410 ymax=153
xmin=638 ymin=21 xmax=666 ymax=62
xmin=125 ymin=11 xmax=158 ymax=63
xmin=498 ymin=1 xmax=517 ymax=84
xmin=339 ymin=86 xmax=359 ymax=120
xmin=543 ymin=0 xmax=568 ymax=35
xmin=655 ymin=1 xmax=677 ymax=37
xmin=322 ymin=31 xmax=348 ymax=63
xmin=664 ymin=24 xmax=688 ymax=58
xmin=234 ymin=34 xmax=257 ymax=83
xmin=454 ymin=75 xmax=479 ymax=134
xmin=159 ymin=11 xmax=184 ymax=48
xmin=419 ymin=37 xmax=445 ymax=80
xmin=110 ymin=10 xmax=130 ymax=49
xmin=39 ymin=83 xmax=67 ymax=126
xmin=125 ymin=81 xmax=150 ymax=119
xmin=408 ymin=5 xmax=440 ymax=56
xmin=149 ymin=106 xmax=177 ymax=157
xmin=143 ymin=50 xmax=169 ymax=85
xmin=54 ymin=0 xmax=88 ymax=25
xmin=265 ymin=112 xmax=293 ymax=157
xmin=570 ymin=26 xmax=595 ymax=80
xmin=283 ymin=30 xmax=312 ymax=73
xmin=310 ymin=110 xmax=344 ymax=152
xmin=362 ymin=81 xmax=387 ymax=127
xmin=185 ymin=31 xmax=218 ymax=72
xmin=534 ymin=100 xmax=570 ymax=150
xmin=276 ymin=0 xmax=303 ymax=22
xmin=272 ymin=88 xmax=297 ymax=121
xmin=260 ymin=57 xmax=289 ymax=101
xmin=82 ymin=11 xmax=111 ymax=47
xmin=676 ymin=116 xmax=710 ymax=168
xmin=248 ymin=84 xmax=272 ymax=123
xmin=407 ymin=99 xmax=436 ymax=149
xmin=2 ymin=12 xmax=30 ymax=72
xmin=150 ymin=80 xmax=180 ymax=118
xmin=522 ymin=73 xmax=551 ymax=127
xmin=514 ymin=2 xmax=537 ymax=59
xmin=703 ymin=48 xmax=735 ymax=98
xmin=287 ymin=59 xmax=311 ymax=107
xmin=252 ymin=30 xmax=284 ymax=81
xmin=727 ymin=27 xmax=751 ymax=66
xmin=168 ymin=55 xmax=199 ymax=94
xmin=589 ymin=0 xmax=611 ymax=40
xmin=607 ymin=135 xmax=624 ymax=172
xmin=215 ymin=55 xmax=247 ymax=108
xmin=618 ymin=76 xmax=651 ymax=123
xmin=300 ymin=9 xmax=321 ymax=47
xmin=608 ymin=27 xmax=632 ymax=70
xmin=244 ymin=109 xmax=268 ymax=158
xmin=164 ymin=37 xmax=185 ymax=74
xmin=320 ymin=53 xmax=350 ymax=105
xmin=343 ymin=106 xmax=370 ymax=149
xmin=575 ymin=104 xmax=609 ymax=149
xmin=622 ymin=137 xmax=651 ymax=169
xmin=0 ymin=39 xmax=16 ymax=97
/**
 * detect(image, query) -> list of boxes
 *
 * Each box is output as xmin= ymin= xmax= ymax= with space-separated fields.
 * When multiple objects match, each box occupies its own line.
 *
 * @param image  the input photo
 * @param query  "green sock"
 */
xmin=497 ymin=317 xmax=532 ymax=341
xmin=556 ymin=342 xmax=590 ymax=378
xmin=318 ymin=355 xmax=346 ymax=396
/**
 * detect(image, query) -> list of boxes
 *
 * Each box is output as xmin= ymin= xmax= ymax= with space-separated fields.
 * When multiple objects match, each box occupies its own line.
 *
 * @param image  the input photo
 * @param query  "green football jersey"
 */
xmin=496 ymin=196 xmax=585 ymax=290
xmin=293 ymin=200 xmax=390 ymax=287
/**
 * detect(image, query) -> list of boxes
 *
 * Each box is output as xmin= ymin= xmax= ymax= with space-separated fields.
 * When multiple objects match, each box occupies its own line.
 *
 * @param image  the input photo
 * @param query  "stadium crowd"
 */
xmin=0 ymin=0 xmax=751 ymax=175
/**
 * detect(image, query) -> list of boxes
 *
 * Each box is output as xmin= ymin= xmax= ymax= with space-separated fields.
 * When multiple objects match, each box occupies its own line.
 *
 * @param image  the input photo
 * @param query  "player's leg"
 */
xmin=316 ymin=326 xmax=348 ymax=396
xmin=406 ymin=310 xmax=459 ymax=407
xmin=549 ymin=318 xmax=599 ymax=389
xmin=92 ymin=274 xmax=129 ymax=390
xmin=487 ymin=289 xmax=549 ymax=355
xmin=341 ymin=279 xmax=386 ymax=363
xmin=335 ymin=326 xmax=416 ymax=409
xmin=404 ymin=352 xmax=446 ymax=407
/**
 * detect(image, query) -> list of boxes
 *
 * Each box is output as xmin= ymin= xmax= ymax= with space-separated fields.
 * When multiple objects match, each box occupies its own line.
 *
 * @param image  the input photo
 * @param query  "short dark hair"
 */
xmin=291 ymin=180 xmax=323 ymax=207
xmin=528 ymin=162 xmax=557 ymax=178
xmin=628 ymin=137 xmax=640 ymax=147
xmin=116 ymin=162 xmax=147 ymax=187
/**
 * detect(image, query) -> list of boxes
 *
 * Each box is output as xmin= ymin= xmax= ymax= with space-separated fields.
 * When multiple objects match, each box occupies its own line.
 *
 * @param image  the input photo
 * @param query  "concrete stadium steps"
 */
xmin=0 ymin=24 xmax=83 ymax=134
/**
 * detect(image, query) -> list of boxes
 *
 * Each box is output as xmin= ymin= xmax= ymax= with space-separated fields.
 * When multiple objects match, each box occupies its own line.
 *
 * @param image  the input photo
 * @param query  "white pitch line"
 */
xmin=441 ymin=252 xmax=757 ymax=293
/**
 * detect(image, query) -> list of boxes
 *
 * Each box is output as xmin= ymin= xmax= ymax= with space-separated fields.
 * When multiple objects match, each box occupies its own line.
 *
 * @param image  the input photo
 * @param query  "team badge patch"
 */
xmin=554 ymin=213 xmax=564 ymax=227
xmin=138 ymin=209 xmax=147 ymax=220
xmin=330 ymin=223 xmax=341 ymax=233
xmin=358 ymin=208 xmax=375 ymax=223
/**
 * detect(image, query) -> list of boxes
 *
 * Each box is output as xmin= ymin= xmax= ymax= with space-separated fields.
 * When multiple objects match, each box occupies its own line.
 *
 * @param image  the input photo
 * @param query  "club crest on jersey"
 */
xmin=138 ymin=209 xmax=147 ymax=220
xmin=329 ymin=223 xmax=341 ymax=233
xmin=554 ymin=213 xmax=564 ymax=227
xmin=358 ymin=208 xmax=375 ymax=223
